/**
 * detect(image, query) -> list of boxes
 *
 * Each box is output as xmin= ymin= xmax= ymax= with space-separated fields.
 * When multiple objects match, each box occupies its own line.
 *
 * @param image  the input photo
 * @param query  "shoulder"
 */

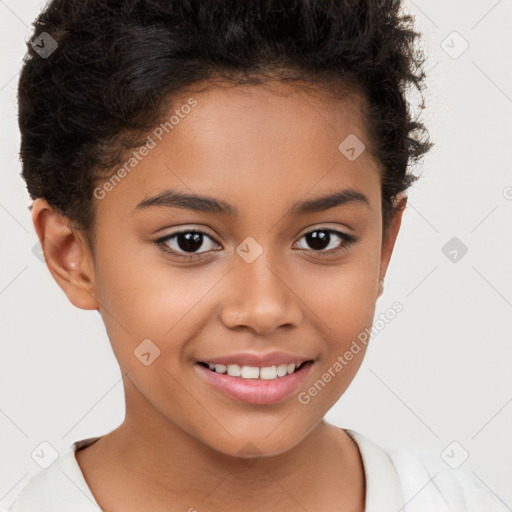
xmin=5 ymin=439 xmax=102 ymax=512
xmin=345 ymin=429 xmax=509 ymax=512
xmin=387 ymin=444 xmax=509 ymax=512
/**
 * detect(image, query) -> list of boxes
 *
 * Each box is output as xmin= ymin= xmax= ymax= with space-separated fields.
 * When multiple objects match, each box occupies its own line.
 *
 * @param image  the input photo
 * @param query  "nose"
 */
xmin=219 ymin=250 xmax=303 ymax=335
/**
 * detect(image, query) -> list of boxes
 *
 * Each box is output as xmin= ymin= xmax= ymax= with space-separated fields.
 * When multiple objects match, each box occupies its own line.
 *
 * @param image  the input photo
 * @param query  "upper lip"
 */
xmin=198 ymin=351 xmax=314 ymax=367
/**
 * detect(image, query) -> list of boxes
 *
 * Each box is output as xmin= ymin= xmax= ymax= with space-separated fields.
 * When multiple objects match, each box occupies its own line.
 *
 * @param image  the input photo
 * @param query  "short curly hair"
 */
xmin=18 ymin=0 xmax=432 ymax=253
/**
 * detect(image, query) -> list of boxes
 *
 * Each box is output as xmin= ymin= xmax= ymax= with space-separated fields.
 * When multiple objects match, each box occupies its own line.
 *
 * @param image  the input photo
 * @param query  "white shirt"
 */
xmin=5 ymin=429 xmax=509 ymax=511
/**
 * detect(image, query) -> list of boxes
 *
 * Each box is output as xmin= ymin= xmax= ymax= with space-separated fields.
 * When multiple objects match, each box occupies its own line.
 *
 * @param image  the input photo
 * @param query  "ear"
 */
xmin=378 ymin=193 xmax=407 ymax=285
xmin=31 ymin=198 xmax=99 ymax=310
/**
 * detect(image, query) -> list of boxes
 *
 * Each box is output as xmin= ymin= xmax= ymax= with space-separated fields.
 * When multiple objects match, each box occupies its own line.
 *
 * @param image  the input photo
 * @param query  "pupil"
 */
xmin=178 ymin=232 xmax=203 ymax=252
xmin=307 ymin=231 xmax=329 ymax=250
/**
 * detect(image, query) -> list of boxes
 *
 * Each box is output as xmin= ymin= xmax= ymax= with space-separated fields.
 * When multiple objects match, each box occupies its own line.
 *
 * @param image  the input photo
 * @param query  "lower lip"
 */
xmin=195 ymin=362 xmax=313 ymax=405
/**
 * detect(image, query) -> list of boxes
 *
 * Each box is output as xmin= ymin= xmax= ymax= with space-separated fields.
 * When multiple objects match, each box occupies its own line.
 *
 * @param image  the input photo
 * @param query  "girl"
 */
xmin=10 ymin=0 xmax=508 ymax=510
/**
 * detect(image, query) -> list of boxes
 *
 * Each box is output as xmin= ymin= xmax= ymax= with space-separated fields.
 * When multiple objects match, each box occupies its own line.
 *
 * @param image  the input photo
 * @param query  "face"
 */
xmin=34 ymin=80 xmax=404 ymax=458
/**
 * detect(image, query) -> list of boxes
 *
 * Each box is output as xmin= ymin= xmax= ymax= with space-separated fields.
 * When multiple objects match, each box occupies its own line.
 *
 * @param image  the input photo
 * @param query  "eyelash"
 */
xmin=155 ymin=227 xmax=358 ymax=262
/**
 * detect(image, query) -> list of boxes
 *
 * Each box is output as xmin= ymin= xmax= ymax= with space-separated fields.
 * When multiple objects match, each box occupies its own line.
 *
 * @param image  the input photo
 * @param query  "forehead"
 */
xmin=93 ymin=80 xmax=380 ymax=222
xmin=172 ymin=78 xmax=370 ymax=162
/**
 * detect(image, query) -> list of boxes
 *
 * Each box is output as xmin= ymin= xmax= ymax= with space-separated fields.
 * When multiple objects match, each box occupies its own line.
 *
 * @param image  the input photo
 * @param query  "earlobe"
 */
xmin=31 ymin=198 xmax=99 ymax=311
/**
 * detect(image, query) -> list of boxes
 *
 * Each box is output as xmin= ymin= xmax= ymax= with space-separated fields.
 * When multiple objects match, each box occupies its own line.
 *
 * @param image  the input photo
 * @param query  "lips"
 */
xmin=195 ymin=352 xmax=314 ymax=405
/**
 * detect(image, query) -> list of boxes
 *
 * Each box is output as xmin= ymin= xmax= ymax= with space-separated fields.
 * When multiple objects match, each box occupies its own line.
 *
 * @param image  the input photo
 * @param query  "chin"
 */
xmin=210 ymin=436 xmax=300 ymax=460
xmin=196 ymin=420 xmax=314 ymax=460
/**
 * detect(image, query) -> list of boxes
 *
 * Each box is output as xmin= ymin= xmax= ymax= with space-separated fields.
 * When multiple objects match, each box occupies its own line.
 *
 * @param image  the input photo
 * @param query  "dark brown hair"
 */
xmin=18 ymin=0 xmax=433 ymax=252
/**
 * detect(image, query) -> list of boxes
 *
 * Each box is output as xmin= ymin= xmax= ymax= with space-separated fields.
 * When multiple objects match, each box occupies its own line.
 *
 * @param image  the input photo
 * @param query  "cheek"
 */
xmin=305 ymin=269 xmax=377 ymax=328
xmin=297 ymin=245 xmax=380 ymax=401
xmin=94 ymin=259 xmax=211 ymax=361
xmin=91 ymin=233 xmax=188 ymax=358
xmin=302 ymin=250 xmax=380 ymax=342
xmin=298 ymin=279 xmax=375 ymax=415
xmin=92 ymin=250 xmax=223 ymax=440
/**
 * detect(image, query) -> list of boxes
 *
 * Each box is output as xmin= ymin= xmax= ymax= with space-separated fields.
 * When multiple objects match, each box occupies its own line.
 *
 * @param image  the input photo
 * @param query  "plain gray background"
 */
xmin=1 ymin=0 xmax=511 ymax=509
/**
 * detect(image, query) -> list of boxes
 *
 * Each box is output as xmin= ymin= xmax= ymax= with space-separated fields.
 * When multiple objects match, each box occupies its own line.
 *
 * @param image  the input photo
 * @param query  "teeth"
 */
xmin=206 ymin=362 xmax=303 ymax=380
xmin=259 ymin=366 xmax=277 ymax=380
xmin=227 ymin=364 xmax=241 ymax=377
xmin=241 ymin=366 xmax=259 ymax=379
xmin=276 ymin=364 xmax=288 ymax=377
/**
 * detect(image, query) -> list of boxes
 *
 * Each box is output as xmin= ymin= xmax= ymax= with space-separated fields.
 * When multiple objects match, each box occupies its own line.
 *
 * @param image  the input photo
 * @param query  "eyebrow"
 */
xmin=133 ymin=187 xmax=370 ymax=216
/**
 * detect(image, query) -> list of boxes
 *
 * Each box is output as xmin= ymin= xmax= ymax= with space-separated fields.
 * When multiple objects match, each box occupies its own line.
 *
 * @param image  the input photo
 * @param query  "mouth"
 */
xmin=195 ymin=357 xmax=314 ymax=405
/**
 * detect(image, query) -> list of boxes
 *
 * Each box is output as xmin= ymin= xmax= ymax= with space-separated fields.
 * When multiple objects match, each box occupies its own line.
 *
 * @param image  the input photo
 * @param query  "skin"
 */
xmin=31 ymin=79 xmax=406 ymax=512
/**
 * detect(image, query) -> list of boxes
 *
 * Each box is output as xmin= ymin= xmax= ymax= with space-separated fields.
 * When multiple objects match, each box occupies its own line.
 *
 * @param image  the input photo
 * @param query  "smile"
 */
xmin=195 ymin=356 xmax=314 ymax=405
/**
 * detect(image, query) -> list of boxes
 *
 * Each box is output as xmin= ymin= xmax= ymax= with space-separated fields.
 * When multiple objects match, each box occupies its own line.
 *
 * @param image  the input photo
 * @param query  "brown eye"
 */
xmin=156 ymin=229 xmax=220 ymax=258
xmin=295 ymin=229 xmax=357 ymax=255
